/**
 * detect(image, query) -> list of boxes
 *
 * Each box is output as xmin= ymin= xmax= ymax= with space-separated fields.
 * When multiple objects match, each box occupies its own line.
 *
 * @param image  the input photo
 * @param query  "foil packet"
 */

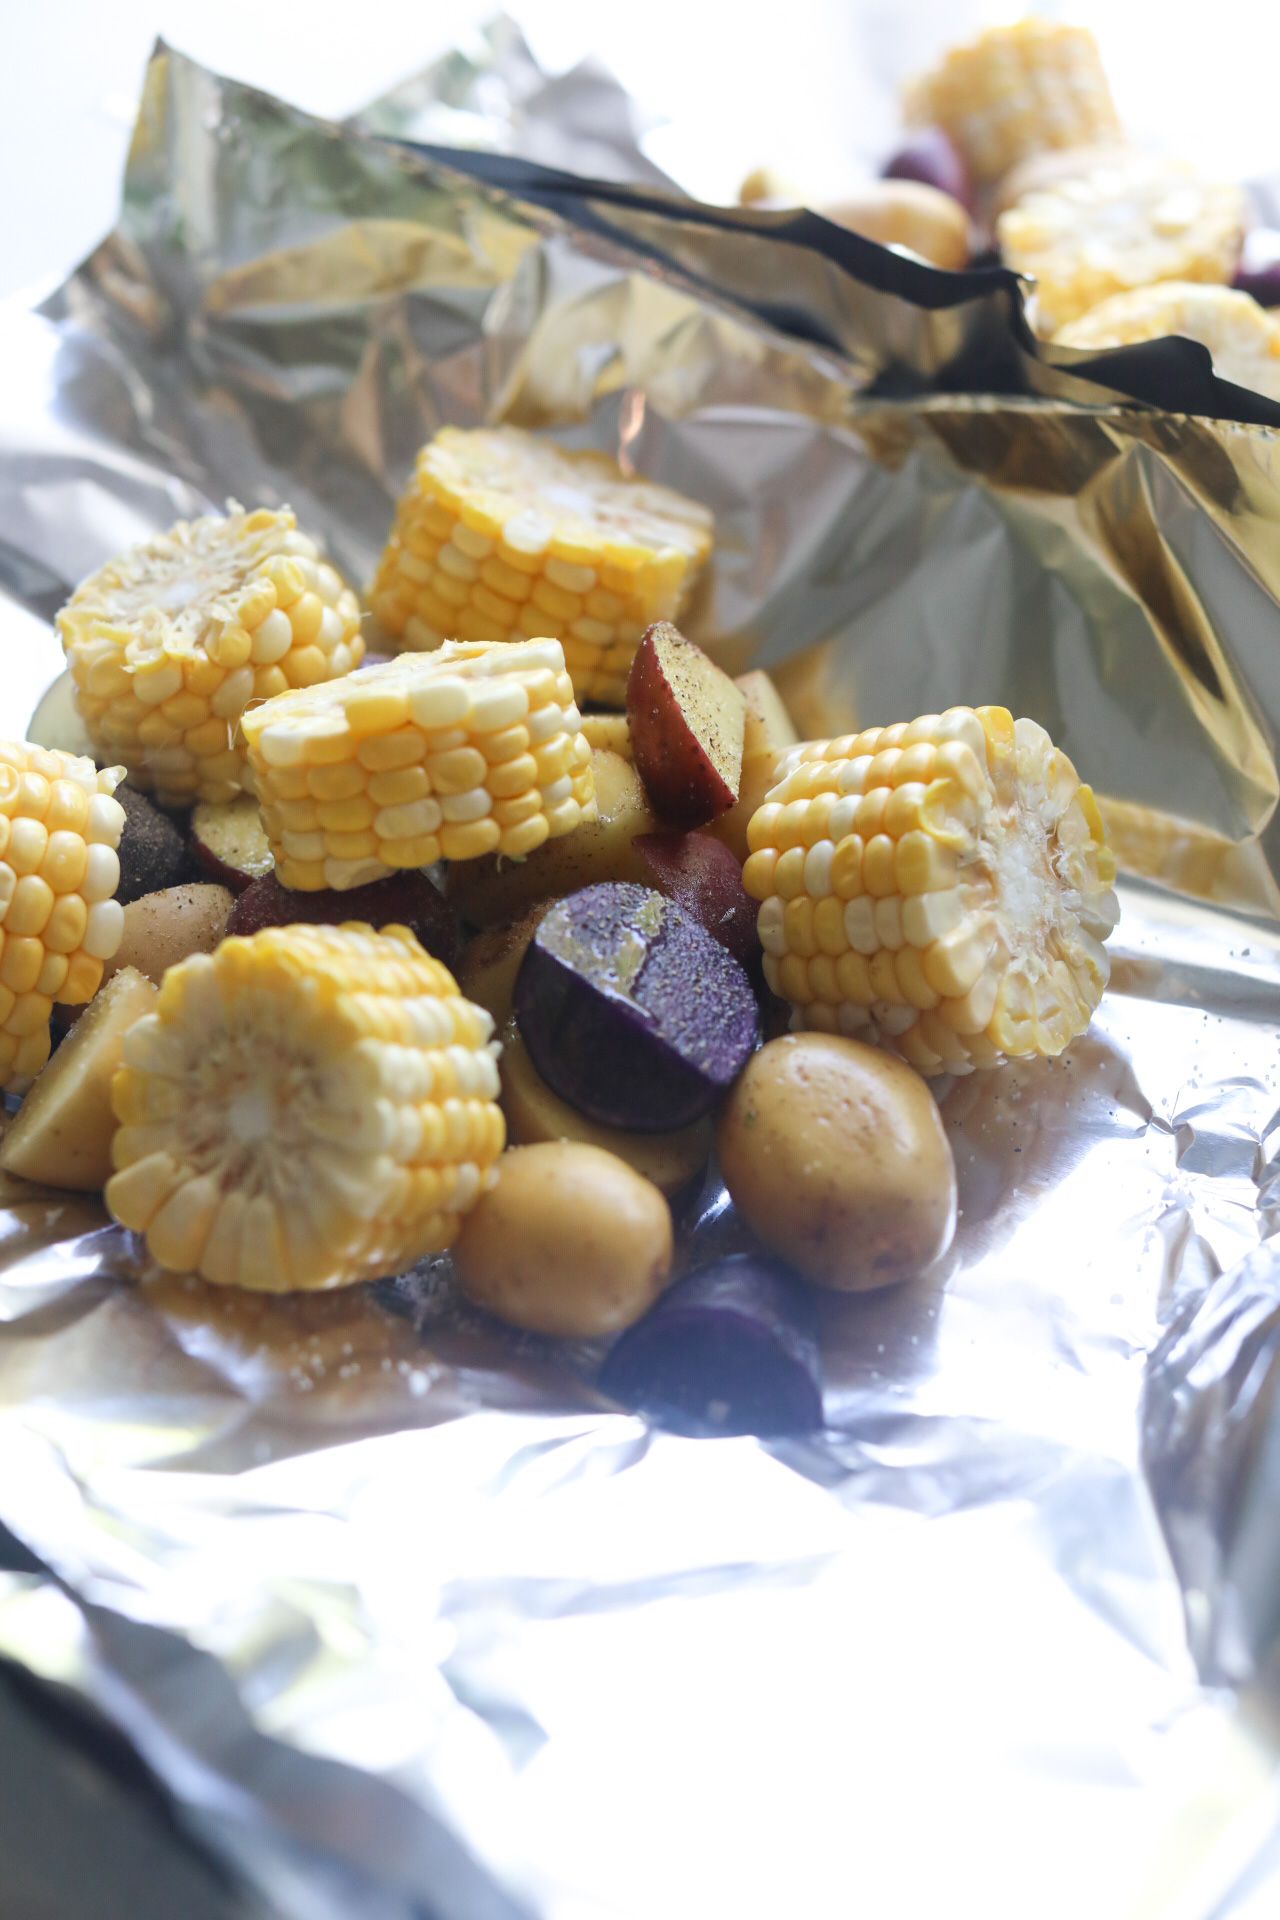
xmin=2 ymin=35 xmax=1280 ymax=1920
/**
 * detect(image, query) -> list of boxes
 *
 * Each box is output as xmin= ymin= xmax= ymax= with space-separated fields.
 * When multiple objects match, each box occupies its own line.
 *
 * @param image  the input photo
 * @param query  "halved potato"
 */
xmin=0 ymin=968 xmax=157 ymax=1190
xmin=499 ymin=1020 xmax=711 ymax=1199
xmin=101 ymin=883 xmax=234 ymax=988
xmin=455 ymin=902 xmax=554 ymax=1028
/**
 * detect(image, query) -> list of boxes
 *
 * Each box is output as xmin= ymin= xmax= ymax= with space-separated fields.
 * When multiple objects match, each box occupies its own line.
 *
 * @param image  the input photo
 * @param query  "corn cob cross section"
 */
xmin=1055 ymin=282 xmax=1280 ymax=401
xmin=903 ymin=19 xmax=1122 ymax=185
xmin=0 ymin=742 xmax=128 ymax=1092
xmin=369 ymin=426 xmax=714 ymax=708
xmin=58 ymin=506 xmax=364 ymax=807
xmin=106 ymin=923 xmax=506 ymax=1291
xmin=742 ymin=706 xmax=1119 ymax=1075
xmin=242 ymin=639 xmax=596 ymax=891
xmin=998 ymin=155 xmax=1246 ymax=337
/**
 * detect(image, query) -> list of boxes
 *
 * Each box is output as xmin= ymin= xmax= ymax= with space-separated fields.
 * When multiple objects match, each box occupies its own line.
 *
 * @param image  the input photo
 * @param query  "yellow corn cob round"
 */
xmin=1055 ymin=282 xmax=1280 ymax=400
xmin=241 ymin=638 xmax=597 ymax=891
xmin=998 ymin=156 xmax=1246 ymax=337
xmin=741 ymin=706 xmax=1119 ymax=1076
xmin=58 ymin=506 xmax=364 ymax=807
xmin=903 ymin=20 xmax=1122 ymax=185
xmin=105 ymin=922 xmax=506 ymax=1291
xmin=369 ymin=426 xmax=714 ymax=708
xmin=0 ymin=741 xmax=127 ymax=1092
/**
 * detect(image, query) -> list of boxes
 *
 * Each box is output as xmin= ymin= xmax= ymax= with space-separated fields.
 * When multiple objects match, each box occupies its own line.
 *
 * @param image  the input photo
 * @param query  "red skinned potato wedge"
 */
xmin=626 ymin=622 xmax=746 ymax=829
xmin=191 ymin=795 xmax=274 ymax=894
xmin=634 ymin=831 xmax=760 ymax=973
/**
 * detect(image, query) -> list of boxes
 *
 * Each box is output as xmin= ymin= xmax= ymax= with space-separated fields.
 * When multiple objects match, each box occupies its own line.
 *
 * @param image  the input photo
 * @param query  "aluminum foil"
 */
xmin=3 ymin=35 xmax=1280 ymax=1920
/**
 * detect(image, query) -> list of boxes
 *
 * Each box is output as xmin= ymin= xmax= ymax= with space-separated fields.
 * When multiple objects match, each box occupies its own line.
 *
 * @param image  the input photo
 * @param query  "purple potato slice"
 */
xmin=598 ymin=1254 xmax=823 ymax=1436
xmin=514 ymin=882 xmax=759 ymax=1132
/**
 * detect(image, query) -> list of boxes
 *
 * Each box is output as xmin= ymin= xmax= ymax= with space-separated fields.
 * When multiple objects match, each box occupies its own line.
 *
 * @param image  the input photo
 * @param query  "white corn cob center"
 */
xmin=106 ymin=923 xmax=506 ymax=1291
xmin=742 ymin=705 xmax=1119 ymax=1075
xmin=0 ymin=741 xmax=127 ymax=1092
xmin=369 ymin=425 xmax=713 ymax=708
xmin=58 ymin=505 xmax=364 ymax=806
xmin=242 ymin=638 xmax=597 ymax=891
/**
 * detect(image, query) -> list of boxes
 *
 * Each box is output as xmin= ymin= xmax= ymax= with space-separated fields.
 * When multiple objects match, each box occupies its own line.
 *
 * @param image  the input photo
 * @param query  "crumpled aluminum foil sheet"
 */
xmin=3 ymin=35 xmax=1280 ymax=1920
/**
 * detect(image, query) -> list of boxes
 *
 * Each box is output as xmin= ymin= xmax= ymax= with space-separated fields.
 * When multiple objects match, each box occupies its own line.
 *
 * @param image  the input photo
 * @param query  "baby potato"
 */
xmin=100 ymin=883 xmax=234 ymax=988
xmin=716 ymin=1032 xmax=956 ymax=1289
xmin=453 ymin=1142 xmax=673 ymax=1337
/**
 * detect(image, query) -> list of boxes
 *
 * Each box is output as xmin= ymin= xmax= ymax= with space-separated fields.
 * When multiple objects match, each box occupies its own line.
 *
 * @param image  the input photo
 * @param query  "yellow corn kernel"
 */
xmin=242 ymin=639 xmax=596 ymax=891
xmin=368 ymin=425 xmax=713 ymax=707
xmin=743 ymin=707 xmax=1119 ymax=1073
xmin=106 ymin=925 xmax=501 ymax=1290
xmin=57 ymin=506 xmax=363 ymax=804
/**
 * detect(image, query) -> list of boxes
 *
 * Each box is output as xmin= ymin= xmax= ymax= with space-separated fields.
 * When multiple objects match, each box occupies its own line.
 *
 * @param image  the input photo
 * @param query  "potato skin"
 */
xmin=716 ymin=1033 xmax=956 ymax=1289
xmin=626 ymin=623 xmax=745 ymax=830
xmin=453 ymin=1142 xmax=673 ymax=1337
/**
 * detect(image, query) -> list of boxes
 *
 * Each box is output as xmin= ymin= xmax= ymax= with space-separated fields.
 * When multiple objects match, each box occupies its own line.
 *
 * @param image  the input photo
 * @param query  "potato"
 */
xmin=821 ymin=179 xmax=970 ymax=271
xmin=716 ymin=1032 xmax=956 ymax=1289
xmin=626 ymin=622 xmax=746 ymax=828
xmin=191 ymin=795 xmax=273 ymax=893
xmin=26 ymin=667 xmax=94 ymax=760
xmin=499 ymin=1020 xmax=711 ymax=1199
xmin=117 ymin=785 xmax=191 ymax=904
xmin=453 ymin=1142 xmax=673 ymax=1337
xmin=0 ymin=967 xmax=157 ymax=1190
xmin=634 ymin=830 xmax=760 ymax=972
xmin=447 ymin=749 xmax=658 ymax=926
xmin=701 ymin=669 xmax=798 ymax=863
xmin=100 ymin=883 xmax=234 ymax=988
xmin=455 ymin=902 xmax=554 ymax=1028
xmin=578 ymin=713 xmax=633 ymax=760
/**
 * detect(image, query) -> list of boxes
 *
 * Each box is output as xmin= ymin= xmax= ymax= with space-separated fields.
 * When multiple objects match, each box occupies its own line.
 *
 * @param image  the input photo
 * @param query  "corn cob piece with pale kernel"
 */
xmin=0 ymin=742 xmax=128 ymax=1092
xmin=903 ymin=19 xmax=1123 ymax=185
xmin=57 ymin=506 xmax=364 ymax=807
xmin=741 ymin=706 xmax=1119 ymax=1075
xmin=105 ymin=922 xmax=505 ymax=1291
xmin=369 ymin=426 xmax=714 ymax=708
xmin=999 ymin=154 xmax=1246 ymax=336
xmin=241 ymin=639 xmax=596 ymax=892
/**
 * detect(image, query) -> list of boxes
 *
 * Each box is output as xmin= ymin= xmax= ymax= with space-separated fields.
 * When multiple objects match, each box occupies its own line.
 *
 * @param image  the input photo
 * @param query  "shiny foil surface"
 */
xmin=1 ymin=36 xmax=1280 ymax=1920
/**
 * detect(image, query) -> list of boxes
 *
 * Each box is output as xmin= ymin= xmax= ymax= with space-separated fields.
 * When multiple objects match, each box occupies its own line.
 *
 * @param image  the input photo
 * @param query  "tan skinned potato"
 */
xmin=454 ymin=1142 xmax=673 ymax=1336
xmin=716 ymin=1032 xmax=956 ymax=1288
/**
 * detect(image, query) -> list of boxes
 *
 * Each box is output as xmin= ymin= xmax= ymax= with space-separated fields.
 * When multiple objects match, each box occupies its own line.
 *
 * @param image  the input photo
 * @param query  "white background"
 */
xmin=3 ymin=0 xmax=1280 ymax=301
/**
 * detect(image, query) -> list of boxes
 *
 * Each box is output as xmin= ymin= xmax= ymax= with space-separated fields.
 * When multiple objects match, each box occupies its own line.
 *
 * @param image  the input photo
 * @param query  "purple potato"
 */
xmin=1234 ymin=228 xmax=1280 ymax=307
xmin=881 ymin=128 xmax=973 ymax=215
xmin=227 ymin=869 xmax=458 ymax=967
xmin=598 ymin=1254 xmax=823 ymax=1436
xmin=634 ymin=831 xmax=761 ymax=973
xmin=514 ymin=882 xmax=760 ymax=1132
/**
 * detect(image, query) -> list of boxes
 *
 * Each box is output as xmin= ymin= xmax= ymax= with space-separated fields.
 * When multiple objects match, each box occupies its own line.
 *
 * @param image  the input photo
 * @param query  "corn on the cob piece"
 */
xmin=741 ymin=706 xmax=1119 ymax=1076
xmin=58 ymin=506 xmax=364 ymax=807
xmin=903 ymin=20 xmax=1122 ymax=186
xmin=369 ymin=426 xmax=714 ymax=708
xmin=1055 ymin=282 xmax=1280 ymax=400
xmin=0 ymin=742 xmax=128 ymax=1092
xmin=242 ymin=639 xmax=596 ymax=892
xmin=998 ymin=156 xmax=1246 ymax=337
xmin=105 ymin=923 xmax=505 ymax=1291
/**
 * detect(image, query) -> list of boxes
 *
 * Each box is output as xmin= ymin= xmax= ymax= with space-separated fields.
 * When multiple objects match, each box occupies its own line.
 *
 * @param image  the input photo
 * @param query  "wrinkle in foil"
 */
xmin=1 ymin=35 xmax=1280 ymax=1920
